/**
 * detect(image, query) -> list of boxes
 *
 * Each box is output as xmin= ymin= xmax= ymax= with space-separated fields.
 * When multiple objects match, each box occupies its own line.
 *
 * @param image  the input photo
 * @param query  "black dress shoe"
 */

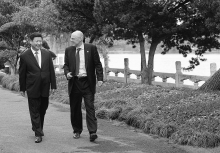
xmin=73 ymin=133 xmax=80 ymax=139
xmin=90 ymin=133 xmax=98 ymax=142
xmin=35 ymin=136 xmax=42 ymax=143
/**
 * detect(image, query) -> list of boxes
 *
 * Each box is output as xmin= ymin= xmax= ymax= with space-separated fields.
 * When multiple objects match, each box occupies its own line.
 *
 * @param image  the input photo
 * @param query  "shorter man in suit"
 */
xmin=63 ymin=30 xmax=103 ymax=142
xmin=19 ymin=32 xmax=57 ymax=143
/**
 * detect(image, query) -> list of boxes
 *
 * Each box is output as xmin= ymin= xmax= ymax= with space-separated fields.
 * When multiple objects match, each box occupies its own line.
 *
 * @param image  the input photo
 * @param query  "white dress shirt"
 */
xmin=31 ymin=47 xmax=41 ymax=68
xmin=76 ymin=43 xmax=87 ymax=76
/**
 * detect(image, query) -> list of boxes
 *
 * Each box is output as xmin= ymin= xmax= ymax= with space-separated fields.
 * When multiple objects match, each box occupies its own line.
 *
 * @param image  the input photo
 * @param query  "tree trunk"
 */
xmin=89 ymin=34 xmax=96 ymax=43
xmin=147 ymin=39 xmax=160 ymax=85
xmin=198 ymin=69 xmax=220 ymax=90
xmin=14 ymin=53 xmax=19 ymax=74
xmin=138 ymin=32 xmax=148 ymax=84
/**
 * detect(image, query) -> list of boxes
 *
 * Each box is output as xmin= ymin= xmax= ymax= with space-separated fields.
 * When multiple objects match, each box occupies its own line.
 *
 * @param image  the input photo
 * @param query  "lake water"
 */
xmin=101 ymin=53 xmax=220 ymax=85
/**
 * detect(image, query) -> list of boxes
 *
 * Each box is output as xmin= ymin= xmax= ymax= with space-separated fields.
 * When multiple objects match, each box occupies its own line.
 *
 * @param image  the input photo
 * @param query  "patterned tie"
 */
xmin=35 ymin=51 xmax=39 ymax=64
xmin=75 ymin=48 xmax=80 ymax=75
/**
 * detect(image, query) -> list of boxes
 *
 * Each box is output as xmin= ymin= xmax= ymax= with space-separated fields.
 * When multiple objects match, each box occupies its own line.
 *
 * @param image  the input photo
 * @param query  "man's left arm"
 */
xmin=49 ymin=52 xmax=57 ymax=91
xmin=93 ymin=45 xmax=103 ymax=86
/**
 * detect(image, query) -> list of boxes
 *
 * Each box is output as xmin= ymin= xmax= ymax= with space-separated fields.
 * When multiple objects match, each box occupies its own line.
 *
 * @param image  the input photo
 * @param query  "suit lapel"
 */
xmin=27 ymin=49 xmax=40 ymax=69
xmin=84 ymin=44 xmax=89 ymax=69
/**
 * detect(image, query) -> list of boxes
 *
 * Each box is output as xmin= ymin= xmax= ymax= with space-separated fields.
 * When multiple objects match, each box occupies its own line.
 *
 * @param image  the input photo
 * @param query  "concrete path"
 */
xmin=0 ymin=86 xmax=214 ymax=153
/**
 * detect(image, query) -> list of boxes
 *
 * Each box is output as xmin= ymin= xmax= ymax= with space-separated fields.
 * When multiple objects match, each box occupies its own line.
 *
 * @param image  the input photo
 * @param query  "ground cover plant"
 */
xmin=51 ymin=75 xmax=220 ymax=148
xmin=1 ymin=75 xmax=19 ymax=91
xmin=2 ymin=74 xmax=220 ymax=148
xmin=0 ymin=72 xmax=5 ymax=85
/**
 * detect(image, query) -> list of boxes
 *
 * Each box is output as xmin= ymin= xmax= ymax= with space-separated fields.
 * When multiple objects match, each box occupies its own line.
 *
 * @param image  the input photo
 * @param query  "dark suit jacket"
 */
xmin=19 ymin=48 xmax=57 ymax=98
xmin=63 ymin=43 xmax=103 ymax=94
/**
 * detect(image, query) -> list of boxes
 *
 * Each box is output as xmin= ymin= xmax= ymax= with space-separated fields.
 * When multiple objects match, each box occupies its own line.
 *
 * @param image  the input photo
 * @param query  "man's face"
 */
xmin=30 ymin=37 xmax=43 ymax=50
xmin=70 ymin=34 xmax=82 ymax=47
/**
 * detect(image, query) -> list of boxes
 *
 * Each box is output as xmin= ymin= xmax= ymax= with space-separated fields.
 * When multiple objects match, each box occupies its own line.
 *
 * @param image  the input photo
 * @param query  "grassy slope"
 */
xmin=51 ymin=77 xmax=220 ymax=148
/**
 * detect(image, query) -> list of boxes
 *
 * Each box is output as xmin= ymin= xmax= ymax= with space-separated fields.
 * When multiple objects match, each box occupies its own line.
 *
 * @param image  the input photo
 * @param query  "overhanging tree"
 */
xmin=54 ymin=0 xmax=114 ymax=43
xmin=94 ymin=0 xmax=220 ymax=85
xmin=54 ymin=0 xmax=113 ymax=74
xmin=0 ymin=0 xmax=21 ymax=74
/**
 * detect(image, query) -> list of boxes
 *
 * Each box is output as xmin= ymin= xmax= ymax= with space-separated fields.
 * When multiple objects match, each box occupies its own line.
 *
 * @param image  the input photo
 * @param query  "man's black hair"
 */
xmin=29 ymin=32 xmax=43 ymax=41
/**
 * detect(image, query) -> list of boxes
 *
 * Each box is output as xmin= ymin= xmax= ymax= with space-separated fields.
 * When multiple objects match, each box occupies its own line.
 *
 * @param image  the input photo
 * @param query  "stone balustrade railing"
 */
xmin=54 ymin=58 xmax=217 ymax=89
xmin=104 ymin=58 xmax=217 ymax=89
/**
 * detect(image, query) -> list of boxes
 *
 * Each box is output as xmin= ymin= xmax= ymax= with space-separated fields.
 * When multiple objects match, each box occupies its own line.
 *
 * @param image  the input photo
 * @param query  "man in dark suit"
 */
xmin=63 ymin=30 xmax=103 ymax=142
xmin=19 ymin=32 xmax=57 ymax=143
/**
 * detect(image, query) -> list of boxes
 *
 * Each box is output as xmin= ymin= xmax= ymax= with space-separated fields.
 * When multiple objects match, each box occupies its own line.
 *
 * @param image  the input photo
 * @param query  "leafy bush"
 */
xmin=1 ymin=75 xmax=19 ymax=91
xmin=0 ymin=72 xmax=6 ymax=84
xmin=94 ymin=81 xmax=220 ymax=148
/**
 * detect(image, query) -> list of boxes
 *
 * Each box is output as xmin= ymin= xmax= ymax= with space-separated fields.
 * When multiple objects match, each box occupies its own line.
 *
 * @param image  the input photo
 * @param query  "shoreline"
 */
xmin=108 ymin=51 xmax=220 ymax=54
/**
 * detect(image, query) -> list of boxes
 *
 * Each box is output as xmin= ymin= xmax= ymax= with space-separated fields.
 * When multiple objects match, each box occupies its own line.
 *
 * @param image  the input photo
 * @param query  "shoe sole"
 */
xmin=73 ymin=133 xmax=80 ymax=139
xmin=90 ymin=135 xmax=98 ymax=142
xmin=35 ymin=138 xmax=42 ymax=143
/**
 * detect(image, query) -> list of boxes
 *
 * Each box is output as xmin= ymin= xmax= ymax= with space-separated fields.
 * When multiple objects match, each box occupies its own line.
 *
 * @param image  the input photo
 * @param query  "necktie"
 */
xmin=75 ymin=48 xmax=80 ymax=75
xmin=35 ymin=51 xmax=39 ymax=64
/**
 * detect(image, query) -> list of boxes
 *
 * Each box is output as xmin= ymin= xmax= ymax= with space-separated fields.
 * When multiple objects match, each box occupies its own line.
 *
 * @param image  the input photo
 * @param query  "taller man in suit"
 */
xmin=63 ymin=30 xmax=103 ymax=142
xmin=19 ymin=32 xmax=57 ymax=143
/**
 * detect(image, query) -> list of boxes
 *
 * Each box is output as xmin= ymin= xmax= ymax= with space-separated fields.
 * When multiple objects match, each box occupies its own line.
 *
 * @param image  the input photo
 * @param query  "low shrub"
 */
xmin=96 ymin=109 xmax=109 ymax=119
xmin=1 ymin=75 xmax=19 ymax=91
xmin=94 ymin=81 xmax=220 ymax=148
xmin=0 ymin=73 xmax=6 ymax=84
xmin=171 ymin=129 xmax=220 ymax=148
xmin=108 ymin=107 xmax=122 ymax=120
xmin=12 ymin=80 xmax=20 ymax=91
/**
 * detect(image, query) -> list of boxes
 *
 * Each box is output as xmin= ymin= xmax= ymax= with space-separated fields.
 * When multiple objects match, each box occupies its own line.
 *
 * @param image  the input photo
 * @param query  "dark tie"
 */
xmin=35 ymin=51 xmax=39 ymax=64
xmin=75 ymin=48 xmax=80 ymax=75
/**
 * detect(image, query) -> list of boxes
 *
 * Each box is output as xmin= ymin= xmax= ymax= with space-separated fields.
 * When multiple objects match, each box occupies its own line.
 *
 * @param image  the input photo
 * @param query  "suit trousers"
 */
xmin=69 ymin=77 xmax=97 ymax=134
xmin=28 ymin=96 xmax=49 ymax=136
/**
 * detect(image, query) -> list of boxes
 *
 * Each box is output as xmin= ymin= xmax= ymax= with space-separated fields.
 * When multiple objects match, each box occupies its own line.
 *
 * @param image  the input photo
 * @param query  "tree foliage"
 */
xmin=12 ymin=0 xmax=60 ymax=35
xmin=54 ymin=0 xmax=109 ymax=42
xmin=0 ymin=0 xmax=69 ymax=75
xmin=0 ymin=0 xmax=60 ymax=74
xmin=93 ymin=0 xmax=220 ymax=84
xmin=0 ymin=0 xmax=20 ymax=74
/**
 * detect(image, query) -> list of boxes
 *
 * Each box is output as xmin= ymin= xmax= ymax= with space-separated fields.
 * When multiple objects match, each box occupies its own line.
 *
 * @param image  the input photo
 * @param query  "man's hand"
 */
xmin=67 ymin=72 xmax=73 ymax=80
xmin=97 ymin=81 xmax=103 ymax=87
xmin=20 ymin=91 xmax=25 ymax=97
xmin=50 ymin=89 xmax=56 ymax=95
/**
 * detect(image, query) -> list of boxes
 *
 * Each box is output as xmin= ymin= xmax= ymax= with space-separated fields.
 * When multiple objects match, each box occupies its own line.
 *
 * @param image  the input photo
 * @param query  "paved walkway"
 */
xmin=0 ymin=86 xmax=217 ymax=153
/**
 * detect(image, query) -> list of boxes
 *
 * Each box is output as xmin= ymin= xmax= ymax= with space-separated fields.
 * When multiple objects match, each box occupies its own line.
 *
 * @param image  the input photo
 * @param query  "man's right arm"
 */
xmin=63 ymin=48 xmax=72 ymax=80
xmin=19 ymin=55 xmax=27 ymax=96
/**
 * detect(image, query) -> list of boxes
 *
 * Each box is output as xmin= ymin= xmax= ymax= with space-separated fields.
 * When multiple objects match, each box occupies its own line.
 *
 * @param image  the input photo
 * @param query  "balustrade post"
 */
xmin=194 ymin=82 xmax=199 ymax=88
xmin=58 ymin=64 xmax=61 ymax=73
xmin=210 ymin=63 xmax=217 ymax=76
xmin=124 ymin=58 xmax=129 ymax=83
xmin=115 ymin=72 xmax=119 ymax=77
xmin=175 ymin=61 xmax=183 ymax=87
xmin=103 ymin=58 xmax=109 ymax=81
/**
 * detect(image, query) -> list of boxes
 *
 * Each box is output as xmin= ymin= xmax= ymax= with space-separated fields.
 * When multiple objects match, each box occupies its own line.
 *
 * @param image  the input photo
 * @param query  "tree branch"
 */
xmin=169 ymin=0 xmax=193 ymax=13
